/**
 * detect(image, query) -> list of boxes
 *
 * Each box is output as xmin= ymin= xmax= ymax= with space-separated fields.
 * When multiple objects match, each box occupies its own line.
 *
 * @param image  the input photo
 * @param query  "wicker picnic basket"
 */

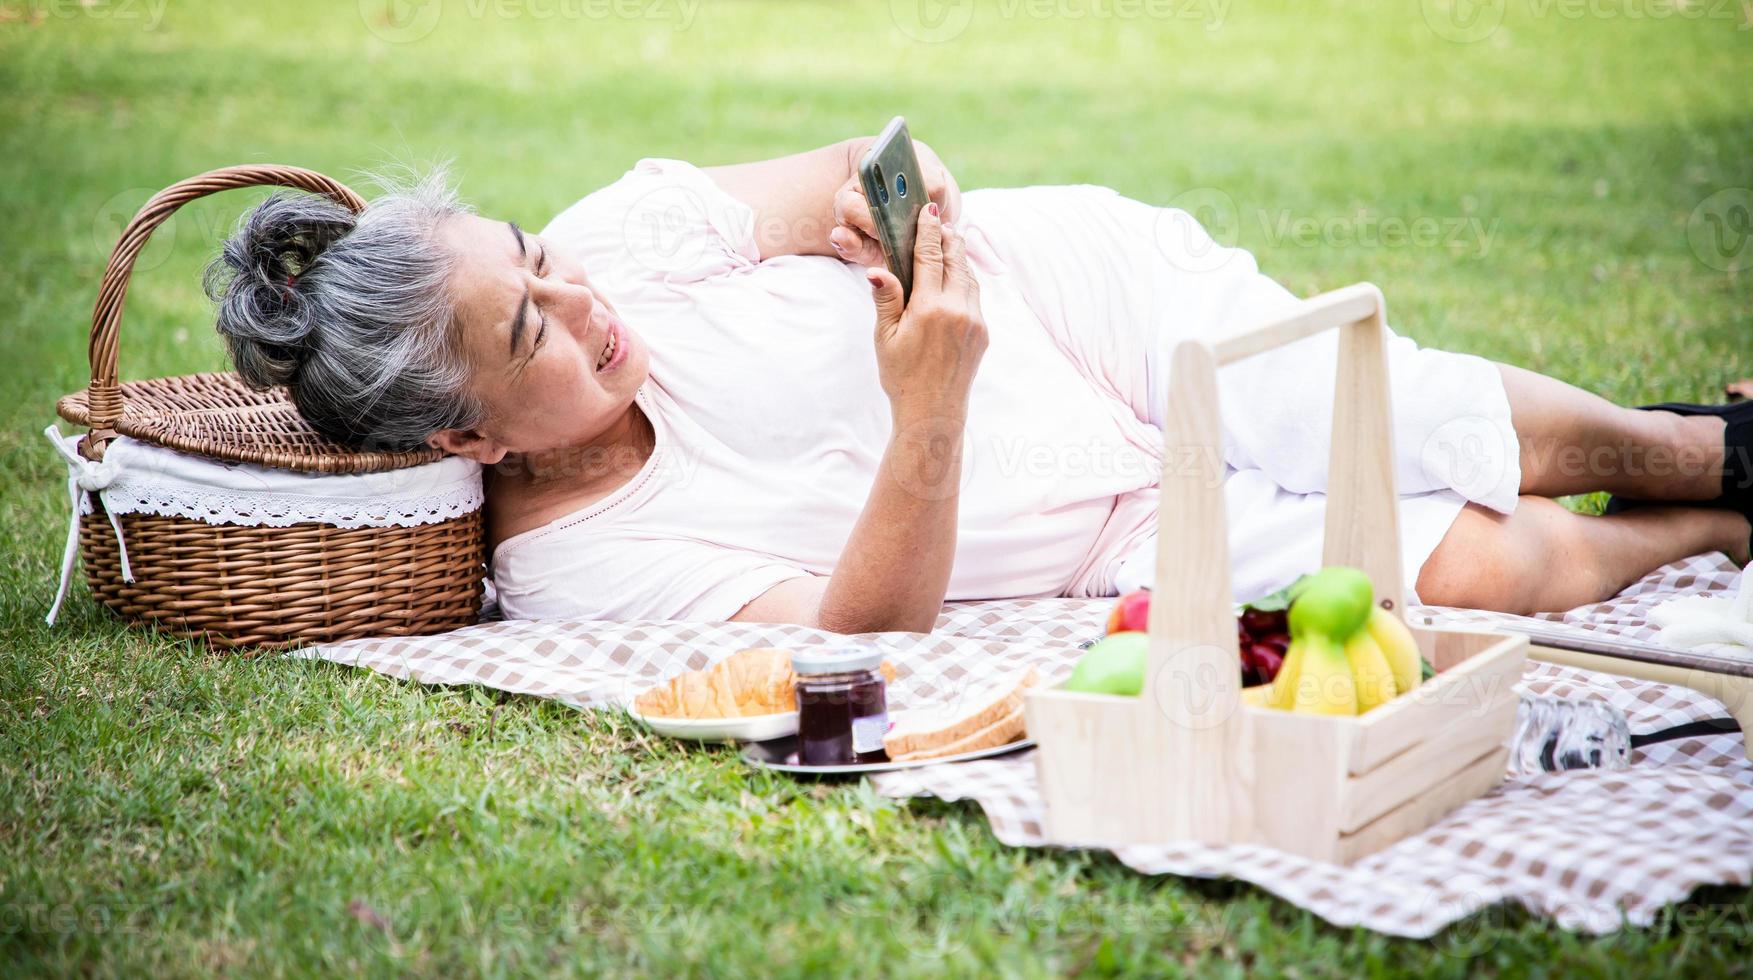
xmin=52 ymin=165 xmax=486 ymax=649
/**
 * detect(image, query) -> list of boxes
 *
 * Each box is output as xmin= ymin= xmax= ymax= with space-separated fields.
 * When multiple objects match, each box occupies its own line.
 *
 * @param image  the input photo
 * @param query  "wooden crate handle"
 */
xmin=1144 ymin=283 xmax=1403 ymax=719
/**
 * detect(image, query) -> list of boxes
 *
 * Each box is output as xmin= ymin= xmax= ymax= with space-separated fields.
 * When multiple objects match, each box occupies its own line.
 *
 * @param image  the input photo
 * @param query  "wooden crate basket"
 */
xmin=1023 ymin=284 xmax=1529 ymax=864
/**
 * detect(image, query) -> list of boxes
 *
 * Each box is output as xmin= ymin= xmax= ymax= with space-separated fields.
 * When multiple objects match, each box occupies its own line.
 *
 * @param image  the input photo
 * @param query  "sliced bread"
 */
xmin=889 ymin=704 xmax=1027 ymax=762
xmin=882 ymin=665 xmax=1039 ymax=760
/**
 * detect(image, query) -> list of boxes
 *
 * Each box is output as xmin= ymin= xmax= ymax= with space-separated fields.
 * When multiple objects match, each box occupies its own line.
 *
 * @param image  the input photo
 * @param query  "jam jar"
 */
xmin=792 ymin=645 xmax=890 ymax=765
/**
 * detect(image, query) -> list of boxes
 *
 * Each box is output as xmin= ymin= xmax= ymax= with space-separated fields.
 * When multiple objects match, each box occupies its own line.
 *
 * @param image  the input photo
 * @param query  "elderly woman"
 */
xmin=206 ymin=137 xmax=1752 ymax=630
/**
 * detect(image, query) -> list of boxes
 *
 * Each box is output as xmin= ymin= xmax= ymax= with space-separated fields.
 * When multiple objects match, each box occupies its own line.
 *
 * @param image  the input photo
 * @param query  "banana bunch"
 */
xmin=1263 ymin=568 xmax=1423 ymax=715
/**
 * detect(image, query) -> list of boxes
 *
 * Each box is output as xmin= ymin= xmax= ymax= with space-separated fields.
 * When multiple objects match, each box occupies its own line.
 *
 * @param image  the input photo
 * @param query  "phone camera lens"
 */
xmin=895 ymin=173 xmax=908 ymax=197
xmin=877 ymin=184 xmax=890 ymax=205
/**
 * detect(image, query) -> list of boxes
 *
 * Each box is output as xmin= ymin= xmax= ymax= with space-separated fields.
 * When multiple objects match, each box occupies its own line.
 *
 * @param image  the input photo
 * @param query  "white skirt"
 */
xmin=956 ymin=185 xmax=1523 ymax=605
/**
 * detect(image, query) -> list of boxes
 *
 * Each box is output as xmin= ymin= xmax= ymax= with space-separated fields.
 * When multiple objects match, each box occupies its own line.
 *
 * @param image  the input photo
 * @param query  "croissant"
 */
xmin=635 ymin=648 xmax=795 ymax=718
xmin=633 ymin=648 xmax=900 ymax=719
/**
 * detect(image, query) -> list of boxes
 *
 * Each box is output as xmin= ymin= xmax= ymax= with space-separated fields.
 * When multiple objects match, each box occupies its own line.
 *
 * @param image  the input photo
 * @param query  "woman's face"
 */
xmin=430 ymin=213 xmax=648 ymax=464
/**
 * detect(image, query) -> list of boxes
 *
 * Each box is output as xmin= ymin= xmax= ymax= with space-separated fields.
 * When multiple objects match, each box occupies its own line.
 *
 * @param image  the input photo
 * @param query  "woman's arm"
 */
xmin=731 ymin=205 xmax=986 ymax=633
xmin=703 ymin=136 xmax=960 ymax=264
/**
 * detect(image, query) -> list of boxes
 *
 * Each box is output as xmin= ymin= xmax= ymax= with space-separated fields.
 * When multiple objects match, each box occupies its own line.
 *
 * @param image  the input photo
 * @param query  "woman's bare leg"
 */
xmin=1417 ymin=498 xmax=1751 ymax=614
xmin=1417 ymin=367 xmax=1750 ymax=613
xmin=1498 ymin=364 xmax=1726 ymax=500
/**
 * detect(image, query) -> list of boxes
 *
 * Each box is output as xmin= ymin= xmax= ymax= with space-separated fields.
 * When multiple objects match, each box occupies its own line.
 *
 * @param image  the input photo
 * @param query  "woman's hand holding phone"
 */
xmin=865 ymin=202 xmax=987 ymax=427
xmin=768 ymin=203 xmax=986 ymax=636
xmin=829 ymin=140 xmax=961 ymax=270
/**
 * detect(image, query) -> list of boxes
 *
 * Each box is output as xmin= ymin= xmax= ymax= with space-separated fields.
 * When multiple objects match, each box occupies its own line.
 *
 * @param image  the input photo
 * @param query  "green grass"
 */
xmin=3 ymin=0 xmax=1751 ymax=974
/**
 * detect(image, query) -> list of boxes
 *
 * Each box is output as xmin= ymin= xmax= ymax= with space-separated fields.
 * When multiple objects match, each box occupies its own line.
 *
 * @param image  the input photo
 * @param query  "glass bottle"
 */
xmin=792 ymin=645 xmax=891 ymax=765
xmin=1507 ymin=695 xmax=1632 ymax=776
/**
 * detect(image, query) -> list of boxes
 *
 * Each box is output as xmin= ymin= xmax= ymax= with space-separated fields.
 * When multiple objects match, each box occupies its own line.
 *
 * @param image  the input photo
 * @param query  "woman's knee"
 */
xmin=1415 ymin=502 xmax=1542 ymax=613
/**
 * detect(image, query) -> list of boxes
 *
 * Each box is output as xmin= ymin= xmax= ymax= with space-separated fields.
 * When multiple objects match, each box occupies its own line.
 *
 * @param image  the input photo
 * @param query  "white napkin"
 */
xmin=1649 ymin=571 xmax=1753 ymax=657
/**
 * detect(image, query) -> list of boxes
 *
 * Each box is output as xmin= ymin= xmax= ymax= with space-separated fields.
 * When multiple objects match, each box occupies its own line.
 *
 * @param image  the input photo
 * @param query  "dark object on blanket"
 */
xmin=1604 ymin=399 xmax=1753 ymax=539
xmin=54 ymin=165 xmax=486 ymax=649
xmin=1629 ymin=717 xmax=1742 ymax=748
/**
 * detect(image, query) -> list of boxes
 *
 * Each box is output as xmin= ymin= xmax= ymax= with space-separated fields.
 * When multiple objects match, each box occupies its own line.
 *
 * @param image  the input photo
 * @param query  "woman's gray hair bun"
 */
xmin=203 ymin=170 xmax=486 ymax=452
xmin=206 ymin=192 xmax=353 ymax=389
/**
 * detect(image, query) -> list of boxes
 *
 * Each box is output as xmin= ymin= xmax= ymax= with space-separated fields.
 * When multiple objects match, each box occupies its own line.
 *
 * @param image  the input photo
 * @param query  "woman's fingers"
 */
xmin=830 ymin=224 xmax=884 ymax=268
xmin=831 ymin=181 xmax=885 ymax=266
xmin=866 ymin=201 xmax=987 ymax=421
xmin=833 ymin=181 xmax=878 ymax=238
xmin=866 ymin=266 xmax=905 ymax=338
xmin=910 ymin=203 xmax=945 ymax=299
xmin=940 ymin=220 xmax=977 ymax=302
xmin=940 ymin=219 xmax=964 ymax=268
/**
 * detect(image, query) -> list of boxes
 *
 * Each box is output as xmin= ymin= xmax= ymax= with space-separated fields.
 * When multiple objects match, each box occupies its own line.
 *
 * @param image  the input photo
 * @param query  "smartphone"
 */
xmin=857 ymin=116 xmax=930 ymax=301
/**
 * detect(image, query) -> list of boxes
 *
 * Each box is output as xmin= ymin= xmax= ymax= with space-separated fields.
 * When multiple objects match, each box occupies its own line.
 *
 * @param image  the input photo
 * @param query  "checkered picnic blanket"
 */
xmin=1415 ymin=552 xmax=1748 ymax=657
xmin=298 ymin=554 xmax=1753 ymax=939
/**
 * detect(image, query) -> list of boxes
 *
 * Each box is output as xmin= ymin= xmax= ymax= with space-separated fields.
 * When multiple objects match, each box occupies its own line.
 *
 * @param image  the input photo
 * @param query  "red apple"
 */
xmin=1250 ymin=644 xmax=1285 ymax=683
xmin=1105 ymin=589 xmax=1151 ymax=634
xmin=1239 ymin=607 xmax=1286 ymax=637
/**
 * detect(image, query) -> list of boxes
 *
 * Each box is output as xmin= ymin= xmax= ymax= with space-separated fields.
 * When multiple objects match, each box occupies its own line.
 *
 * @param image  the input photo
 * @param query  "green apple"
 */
xmin=1287 ymin=566 xmax=1374 ymax=640
xmin=1064 ymin=631 xmax=1149 ymax=696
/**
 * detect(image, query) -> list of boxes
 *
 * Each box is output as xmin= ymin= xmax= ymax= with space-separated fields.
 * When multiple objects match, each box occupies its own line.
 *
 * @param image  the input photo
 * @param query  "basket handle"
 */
xmin=1144 ymin=283 xmax=1403 ymax=719
xmin=79 ymin=165 xmax=368 ymax=460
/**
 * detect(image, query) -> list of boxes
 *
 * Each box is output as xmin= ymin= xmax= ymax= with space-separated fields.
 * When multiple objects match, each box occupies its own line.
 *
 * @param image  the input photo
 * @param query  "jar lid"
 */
xmin=791 ymin=643 xmax=884 ymax=676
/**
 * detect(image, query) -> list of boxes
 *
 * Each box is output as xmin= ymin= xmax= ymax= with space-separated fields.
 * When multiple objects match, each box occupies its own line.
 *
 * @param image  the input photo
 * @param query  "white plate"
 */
xmin=625 ymin=706 xmax=799 ymax=743
xmin=741 ymin=735 xmax=1034 ymax=775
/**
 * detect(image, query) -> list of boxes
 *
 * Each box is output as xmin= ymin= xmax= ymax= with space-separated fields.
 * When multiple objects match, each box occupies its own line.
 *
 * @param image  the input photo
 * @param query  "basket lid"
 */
xmin=57 ymin=372 xmax=443 ymax=475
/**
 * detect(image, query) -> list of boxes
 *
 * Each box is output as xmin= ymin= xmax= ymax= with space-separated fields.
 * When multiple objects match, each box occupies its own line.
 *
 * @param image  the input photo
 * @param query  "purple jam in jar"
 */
xmin=792 ymin=645 xmax=890 ymax=765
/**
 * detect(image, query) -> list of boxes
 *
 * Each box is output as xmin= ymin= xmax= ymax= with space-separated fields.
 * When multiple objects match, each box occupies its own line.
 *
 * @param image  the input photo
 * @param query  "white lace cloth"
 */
xmin=43 ymin=427 xmax=483 ymax=625
xmin=1650 ymin=572 xmax=1753 ymax=657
